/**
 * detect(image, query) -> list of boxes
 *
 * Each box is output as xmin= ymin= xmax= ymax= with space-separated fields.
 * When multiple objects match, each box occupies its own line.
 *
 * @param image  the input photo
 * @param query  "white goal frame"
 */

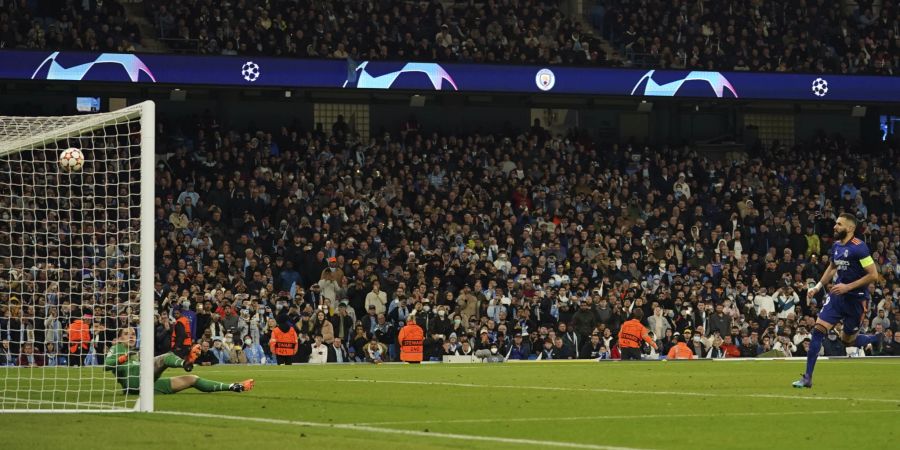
xmin=0 ymin=100 xmax=155 ymax=413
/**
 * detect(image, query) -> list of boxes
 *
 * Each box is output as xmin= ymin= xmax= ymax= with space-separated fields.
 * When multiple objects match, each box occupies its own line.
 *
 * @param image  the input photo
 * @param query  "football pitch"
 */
xmin=4 ymin=359 xmax=900 ymax=449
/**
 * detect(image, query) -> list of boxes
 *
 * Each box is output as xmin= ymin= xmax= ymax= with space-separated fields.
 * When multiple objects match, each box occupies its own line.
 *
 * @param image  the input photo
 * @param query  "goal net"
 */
xmin=0 ymin=101 xmax=155 ymax=412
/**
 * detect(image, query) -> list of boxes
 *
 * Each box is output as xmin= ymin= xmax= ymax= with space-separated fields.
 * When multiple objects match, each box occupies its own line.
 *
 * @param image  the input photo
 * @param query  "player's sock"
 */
xmin=806 ymin=327 xmax=825 ymax=378
xmin=193 ymin=378 xmax=230 ymax=393
xmin=854 ymin=333 xmax=880 ymax=348
xmin=162 ymin=353 xmax=185 ymax=369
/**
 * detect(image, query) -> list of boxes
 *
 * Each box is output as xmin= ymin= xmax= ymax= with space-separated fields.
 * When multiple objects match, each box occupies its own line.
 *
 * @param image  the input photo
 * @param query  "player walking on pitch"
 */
xmin=106 ymin=328 xmax=254 ymax=395
xmin=793 ymin=213 xmax=881 ymax=388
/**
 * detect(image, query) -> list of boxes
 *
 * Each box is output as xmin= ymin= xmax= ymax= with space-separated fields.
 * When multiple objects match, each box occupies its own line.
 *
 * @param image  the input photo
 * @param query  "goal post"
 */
xmin=0 ymin=101 xmax=155 ymax=412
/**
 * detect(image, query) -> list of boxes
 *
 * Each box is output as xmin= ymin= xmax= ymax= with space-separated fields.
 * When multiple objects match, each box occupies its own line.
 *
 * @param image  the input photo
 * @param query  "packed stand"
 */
xmin=145 ymin=0 xmax=606 ymax=65
xmin=0 ymin=0 xmax=141 ymax=52
xmin=597 ymin=0 xmax=899 ymax=74
xmin=3 ymin=114 xmax=900 ymax=366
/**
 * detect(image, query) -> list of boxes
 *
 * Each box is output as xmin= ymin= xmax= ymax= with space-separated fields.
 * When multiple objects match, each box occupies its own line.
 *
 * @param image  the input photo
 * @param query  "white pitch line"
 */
xmin=333 ymin=379 xmax=900 ymax=404
xmin=357 ymin=408 xmax=900 ymax=426
xmin=0 ymin=395 xmax=128 ymax=410
xmin=158 ymin=410 xmax=652 ymax=450
xmin=198 ymin=366 xmax=483 ymax=375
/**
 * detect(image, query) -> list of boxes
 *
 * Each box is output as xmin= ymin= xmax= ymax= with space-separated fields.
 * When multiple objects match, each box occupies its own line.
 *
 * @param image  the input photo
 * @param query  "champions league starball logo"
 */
xmin=241 ymin=61 xmax=260 ymax=82
xmin=811 ymin=77 xmax=829 ymax=97
xmin=630 ymin=70 xmax=738 ymax=98
xmin=31 ymin=51 xmax=156 ymax=82
xmin=343 ymin=61 xmax=458 ymax=90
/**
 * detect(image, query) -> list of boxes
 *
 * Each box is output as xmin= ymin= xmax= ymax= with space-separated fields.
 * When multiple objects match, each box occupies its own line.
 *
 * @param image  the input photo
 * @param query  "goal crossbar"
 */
xmin=0 ymin=103 xmax=146 ymax=157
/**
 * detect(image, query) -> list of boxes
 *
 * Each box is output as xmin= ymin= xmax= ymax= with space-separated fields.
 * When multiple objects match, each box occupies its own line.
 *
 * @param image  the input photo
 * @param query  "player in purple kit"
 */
xmin=793 ymin=213 xmax=881 ymax=388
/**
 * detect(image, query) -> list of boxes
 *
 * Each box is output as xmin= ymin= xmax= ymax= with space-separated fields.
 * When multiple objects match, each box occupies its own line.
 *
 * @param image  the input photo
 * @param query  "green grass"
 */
xmin=3 ymin=359 xmax=900 ymax=449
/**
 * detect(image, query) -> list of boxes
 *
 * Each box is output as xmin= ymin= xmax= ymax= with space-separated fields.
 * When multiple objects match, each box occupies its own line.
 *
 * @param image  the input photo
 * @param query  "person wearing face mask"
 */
xmin=450 ymin=315 xmax=465 ymax=336
xmin=432 ymin=307 xmax=453 ymax=337
xmin=243 ymin=335 xmax=266 ymax=364
xmin=823 ymin=329 xmax=846 ymax=356
xmin=480 ymin=343 xmax=505 ymax=362
xmin=416 ymin=301 xmax=434 ymax=335
xmin=687 ymin=328 xmax=707 ymax=357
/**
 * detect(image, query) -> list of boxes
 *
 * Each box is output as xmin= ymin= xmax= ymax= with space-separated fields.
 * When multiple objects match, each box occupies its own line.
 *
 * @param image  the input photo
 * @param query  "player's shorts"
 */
xmin=154 ymin=378 xmax=175 ymax=394
xmin=122 ymin=378 xmax=174 ymax=395
xmin=819 ymin=293 xmax=868 ymax=335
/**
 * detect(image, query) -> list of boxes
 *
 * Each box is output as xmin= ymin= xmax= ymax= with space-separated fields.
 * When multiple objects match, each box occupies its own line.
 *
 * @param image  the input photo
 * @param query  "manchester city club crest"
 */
xmin=535 ymin=68 xmax=555 ymax=91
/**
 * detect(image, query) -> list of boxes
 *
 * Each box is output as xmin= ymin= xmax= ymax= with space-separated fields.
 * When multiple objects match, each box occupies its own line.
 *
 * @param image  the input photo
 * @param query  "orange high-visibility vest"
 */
xmin=270 ymin=327 xmax=299 ymax=356
xmin=170 ymin=316 xmax=192 ymax=349
xmin=398 ymin=322 xmax=424 ymax=362
xmin=667 ymin=342 xmax=695 ymax=359
xmin=68 ymin=320 xmax=90 ymax=353
xmin=618 ymin=319 xmax=650 ymax=349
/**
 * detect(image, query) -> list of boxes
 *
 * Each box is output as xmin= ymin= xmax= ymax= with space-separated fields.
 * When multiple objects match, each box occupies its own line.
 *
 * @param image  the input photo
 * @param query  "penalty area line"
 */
xmin=157 ymin=410 xmax=652 ymax=450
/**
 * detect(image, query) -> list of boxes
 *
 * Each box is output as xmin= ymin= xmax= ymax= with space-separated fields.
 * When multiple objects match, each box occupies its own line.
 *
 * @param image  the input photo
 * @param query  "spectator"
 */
xmin=312 ymin=310 xmax=335 ymax=345
xmin=504 ymin=332 xmax=530 ymax=360
xmin=872 ymin=309 xmax=891 ymax=331
xmin=604 ymin=0 xmax=898 ymax=74
xmin=720 ymin=335 xmax=741 ymax=358
xmin=706 ymin=336 xmax=726 ymax=358
xmin=1 ymin=339 xmax=16 ymax=366
xmin=195 ymin=341 xmax=218 ymax=366
xmin=210 ymin=338 xmax=230 ymax=363
xmin=366 ymin=338 xmax=387 ymax=363
xmin=773 ymin=334 xmax=796 ymax=357
xmin=243 ymin=335 xmax=266 ymax=364
xmin=308 ymin=334 xmax=328 ymax=364
xmin=823 ymin=330 xmax=846 ymax=356
xmin=647 ymin=307 xmax=672 ymax=343
xmin=327 ymin=337 xmax=350 ymax=363
xmin=146 ymin=0 xmax=605 ymax=66
xmin=331 ymin=303 xmax=354 ymax=342
xmin=365 ymin=281 xmax=387 ymax=316
xmin=878 ymin=331 xmax=900 ymax=356
xmin=44 ymin=343 xmax=62 ymax=367
xmin=579 ymin=333 xmax=605 ymax=359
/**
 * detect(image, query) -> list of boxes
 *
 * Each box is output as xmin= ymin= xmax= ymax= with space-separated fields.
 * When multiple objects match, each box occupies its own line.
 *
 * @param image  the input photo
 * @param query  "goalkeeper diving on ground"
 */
xmin=105 ymin=328 xmax=254 ymax=395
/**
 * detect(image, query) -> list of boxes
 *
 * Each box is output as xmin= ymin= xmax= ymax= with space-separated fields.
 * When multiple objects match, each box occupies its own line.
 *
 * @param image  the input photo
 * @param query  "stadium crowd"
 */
xmin=2 ymin=112 xmax=900 ymax=366
xmin=146 ymin=0 xmax=605 ymax=65
xmin=599 ymin=0 xmax=899 ymax=74
xmin=2 ymin=0 xmax=898 ymax=75
xmin=0 ymin=0 xmax=140 ymax=53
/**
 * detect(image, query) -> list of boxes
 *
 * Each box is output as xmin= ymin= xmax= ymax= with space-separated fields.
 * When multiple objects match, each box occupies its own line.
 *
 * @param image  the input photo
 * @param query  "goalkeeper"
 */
xmin=105 ymin=327 xmax=254 ymax=395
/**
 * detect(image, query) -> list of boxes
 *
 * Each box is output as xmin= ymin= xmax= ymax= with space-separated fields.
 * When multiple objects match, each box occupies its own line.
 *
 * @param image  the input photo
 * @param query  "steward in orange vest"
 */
xmin=398 ymin=313 xmax=424 ymax=363
xmin=67 ymin=312 xmax=91 ymax=366
xmin=170 ymin=305 xmax=193 ymax=358
xmin=617 ymin=308 xmax=658 ymax=360
xmin=270 ymin=317 xmax=299 ymax=365
xmin=667 ymin=334 xmax=695 ymax=359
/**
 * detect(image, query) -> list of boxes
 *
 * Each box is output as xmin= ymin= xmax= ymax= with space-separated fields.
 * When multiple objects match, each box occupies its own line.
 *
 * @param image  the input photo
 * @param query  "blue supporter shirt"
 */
xmin=830 ymin=237 xmax=874 ymax=299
